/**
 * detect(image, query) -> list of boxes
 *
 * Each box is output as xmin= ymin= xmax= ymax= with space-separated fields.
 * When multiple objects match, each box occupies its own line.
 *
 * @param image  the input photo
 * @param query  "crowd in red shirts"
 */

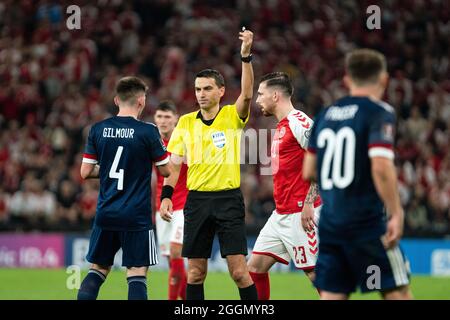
xmin=0 ymin=0 xmax=448 ymax=236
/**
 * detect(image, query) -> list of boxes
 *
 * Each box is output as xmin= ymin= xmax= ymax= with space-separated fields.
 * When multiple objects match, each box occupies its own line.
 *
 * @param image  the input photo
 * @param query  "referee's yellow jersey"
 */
xmin=167 ymin=104 xmax=248 ymax=191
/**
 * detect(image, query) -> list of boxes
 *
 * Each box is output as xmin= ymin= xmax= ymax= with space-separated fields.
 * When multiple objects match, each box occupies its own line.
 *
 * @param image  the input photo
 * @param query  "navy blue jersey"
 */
xmin=308 ymin=96 xmax=396 ymax=241
xmin=83 ymin=116 xmax=169 ymax=231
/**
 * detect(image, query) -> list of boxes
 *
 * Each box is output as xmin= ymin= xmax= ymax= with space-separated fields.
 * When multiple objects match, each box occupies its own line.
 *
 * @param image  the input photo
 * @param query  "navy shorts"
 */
xmin=314 ymin=237 xmax=410 ymax=294
xmin=86 ymin=226 xmax=159 ymax=268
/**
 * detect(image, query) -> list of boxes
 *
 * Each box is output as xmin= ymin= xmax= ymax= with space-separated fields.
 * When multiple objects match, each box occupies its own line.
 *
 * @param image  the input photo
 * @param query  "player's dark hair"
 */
xmin=156 ymin=100 xmax=177 ymax=114
xmin=260 ymin=72 xmax=294 ymax=97
xmin=115 ymin=76 xmax=148 ymax=104
xmin=345 ymin=49 xmax=387 ymax=85
xmin=195 ymin=69 xmax=225 ymax=88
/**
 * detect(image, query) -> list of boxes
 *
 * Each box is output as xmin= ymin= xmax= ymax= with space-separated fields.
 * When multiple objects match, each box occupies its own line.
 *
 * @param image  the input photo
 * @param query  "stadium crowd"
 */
xmin=0 ymin=0 xmax=448 ymax=237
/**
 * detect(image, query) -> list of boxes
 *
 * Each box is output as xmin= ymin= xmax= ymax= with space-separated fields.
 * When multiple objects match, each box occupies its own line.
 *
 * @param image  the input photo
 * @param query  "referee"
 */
xmin=159 ymin=28 xmax=257 ymax=300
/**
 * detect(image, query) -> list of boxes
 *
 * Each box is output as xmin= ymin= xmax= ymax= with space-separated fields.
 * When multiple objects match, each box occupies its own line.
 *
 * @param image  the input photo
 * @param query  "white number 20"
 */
xmin=317 ymin=127 xmax=355 ymax=190
xmin=109 ymin=146 xmax=124 ymax=190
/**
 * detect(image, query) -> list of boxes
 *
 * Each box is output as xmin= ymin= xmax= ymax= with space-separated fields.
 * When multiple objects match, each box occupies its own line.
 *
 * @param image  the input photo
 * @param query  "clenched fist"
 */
xmin=159 ymin=198 xmax=173 ymax=222
xmin=239 ymin=27 xmax=253 ymax=57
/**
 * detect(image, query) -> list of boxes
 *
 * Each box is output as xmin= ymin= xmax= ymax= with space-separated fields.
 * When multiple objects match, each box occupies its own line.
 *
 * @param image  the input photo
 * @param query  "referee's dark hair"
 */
xmin=116 ymin=76 xmax=148 ymax=104
xmin=195 ymin=69 xmax=225 ymax=88
xmin=260 ymin=72 xmax=294 ymax=97
xmin=345 ymin=49 xmax=387 ymax=86
xmin=156 ymin=100 xmax=177 ymax=114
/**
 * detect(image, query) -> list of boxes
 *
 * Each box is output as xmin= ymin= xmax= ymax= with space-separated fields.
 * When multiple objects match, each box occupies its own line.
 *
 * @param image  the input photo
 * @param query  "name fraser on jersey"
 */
xmin=325 ymin=104 xmax=359 ymax=121
xmin=174 ymin=304 xmax=275 ymax=317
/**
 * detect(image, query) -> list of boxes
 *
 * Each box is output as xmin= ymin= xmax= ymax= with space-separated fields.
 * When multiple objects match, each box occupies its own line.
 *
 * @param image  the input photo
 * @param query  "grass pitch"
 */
xmin=0 ymin=269 xmax=448 ymax=300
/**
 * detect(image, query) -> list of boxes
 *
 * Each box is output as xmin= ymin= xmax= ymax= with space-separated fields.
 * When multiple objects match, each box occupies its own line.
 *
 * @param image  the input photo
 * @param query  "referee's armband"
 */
xmin=160 ymin=185 xmax=174 ymax=201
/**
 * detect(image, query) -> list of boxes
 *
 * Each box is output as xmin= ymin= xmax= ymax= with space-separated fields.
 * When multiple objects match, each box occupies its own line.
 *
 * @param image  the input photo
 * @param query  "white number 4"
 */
xmin=109 ymin=146 xmax=124 ymax=190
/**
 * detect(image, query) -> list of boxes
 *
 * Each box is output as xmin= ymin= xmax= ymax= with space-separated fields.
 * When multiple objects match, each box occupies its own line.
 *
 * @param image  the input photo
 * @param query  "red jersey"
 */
xmin=271 ymin=109 xmax=322 ymax=214
xmin=155 ymin=138 xmax=188 ymax=211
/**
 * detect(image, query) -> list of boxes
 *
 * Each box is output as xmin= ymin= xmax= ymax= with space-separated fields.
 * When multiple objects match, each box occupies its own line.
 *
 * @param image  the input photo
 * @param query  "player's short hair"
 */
xmin=195 ymin=69 xmax=225 ymax=88
xmin=260 ymin=72 xmax=294 ymax=97
xmin=156 ymin=100 xmax=177 ymax=114
xmin=115 ymin=76 xmax=148 ymax=103
xmin=345 ymin=49 xmax=387 ymax=86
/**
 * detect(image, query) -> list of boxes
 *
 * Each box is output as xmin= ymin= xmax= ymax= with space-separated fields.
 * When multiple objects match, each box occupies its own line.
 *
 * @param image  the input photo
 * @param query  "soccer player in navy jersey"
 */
xmin=304 ymin=49 xmax=413 ymax=300
xmin=77 ymin=76 xmax=171 ymax=300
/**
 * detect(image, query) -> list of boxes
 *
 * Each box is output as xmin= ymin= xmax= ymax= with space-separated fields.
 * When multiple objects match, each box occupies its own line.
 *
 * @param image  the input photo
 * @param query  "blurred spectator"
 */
xmin=9 ymin=177 xmax=56 ymax=231
xmin=0 ymin=186 xmax=10 ymax=229
xmin=402 ymin=106 xmax=428 ymax=142
xmin=55 ymin=179 xmax=80 ymax=231
xmin=78 ymin=180 xmax=98 ymax=229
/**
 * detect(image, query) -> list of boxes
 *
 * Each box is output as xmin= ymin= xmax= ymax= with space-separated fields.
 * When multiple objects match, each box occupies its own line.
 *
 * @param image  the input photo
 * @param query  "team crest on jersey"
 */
xmin=304 ymin=129 xmax=311 ymax=140
xmin=211 ymin=131 xmax=226 ymax=148
xmin=278 ymin=127 xmax=286 ymax=138
xmin=382 ymin=123 xmax=394 ymax=142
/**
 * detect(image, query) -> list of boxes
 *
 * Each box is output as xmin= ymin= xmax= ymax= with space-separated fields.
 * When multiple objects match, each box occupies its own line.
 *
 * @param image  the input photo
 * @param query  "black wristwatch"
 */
xmin=241 ymin=54 xmax=253 ymax=63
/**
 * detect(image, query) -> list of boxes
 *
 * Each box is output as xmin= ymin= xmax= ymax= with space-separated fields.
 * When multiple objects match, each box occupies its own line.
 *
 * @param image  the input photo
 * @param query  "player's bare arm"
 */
xmin=160 ymin=154 xmax=184 ymax=222
xmin=163 ymin=154 xmax=184 ymax=188
xmin=303 ymin=152 xmax=318 ymax=182
xmin=156 ymin=162 xmax=171 ymax=178
xmin=371 ymin=156 xmax=404 ymax=249
xmin=80 ymin=163 xmax=100 ymax=180
xmin=301 ymin=182 xmax=319 ymax=232
xmin=235 ymin=27 xmax=254 ymax=119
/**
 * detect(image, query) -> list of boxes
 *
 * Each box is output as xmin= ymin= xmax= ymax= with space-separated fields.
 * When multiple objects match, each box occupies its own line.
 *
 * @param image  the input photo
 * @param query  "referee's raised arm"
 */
xmin=235 ymin=27 xmax=254 ymax=119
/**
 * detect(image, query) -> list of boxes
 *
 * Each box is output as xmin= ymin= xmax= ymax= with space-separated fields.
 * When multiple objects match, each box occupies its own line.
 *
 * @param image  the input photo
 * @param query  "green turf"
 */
xmin=0 ymin=269 xmax=448 ymax=300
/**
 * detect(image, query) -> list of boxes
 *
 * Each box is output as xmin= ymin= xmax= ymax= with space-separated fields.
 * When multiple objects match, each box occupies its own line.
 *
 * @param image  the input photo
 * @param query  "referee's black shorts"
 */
xmin=182 ymin=188 xmax=248 ymax=259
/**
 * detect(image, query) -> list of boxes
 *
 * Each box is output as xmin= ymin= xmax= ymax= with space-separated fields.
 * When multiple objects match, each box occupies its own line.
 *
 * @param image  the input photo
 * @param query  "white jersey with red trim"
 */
xmin=271 ymin=109 xmax=322 ymax=214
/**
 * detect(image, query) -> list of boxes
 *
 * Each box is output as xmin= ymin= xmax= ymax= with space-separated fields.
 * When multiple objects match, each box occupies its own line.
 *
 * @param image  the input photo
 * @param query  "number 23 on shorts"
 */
xmin=293 ymin=246 xmax=307 ymax=264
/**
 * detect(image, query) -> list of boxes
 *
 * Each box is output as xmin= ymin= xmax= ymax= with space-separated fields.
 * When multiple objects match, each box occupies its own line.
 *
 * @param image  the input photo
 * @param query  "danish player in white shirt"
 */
xmin=248 ymin=72 xmax=322 ymax=299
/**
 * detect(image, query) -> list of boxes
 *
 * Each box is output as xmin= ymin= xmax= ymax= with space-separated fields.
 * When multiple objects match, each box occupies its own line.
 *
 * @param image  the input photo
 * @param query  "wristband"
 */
xmin=160 ymin=185 xmax=174 ymax=201
xmin=241 ymin=54 xmax=252 ymax=63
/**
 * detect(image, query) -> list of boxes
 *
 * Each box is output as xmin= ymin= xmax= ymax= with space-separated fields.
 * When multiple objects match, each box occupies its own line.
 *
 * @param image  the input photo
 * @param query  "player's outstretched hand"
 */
xmin=160 ymin=198 xmax=173 ymax=222
xmin=382 ymin=213 xmax=404 ymax=249
xmin=239 ymin=27 xmax=253 ymax=57
xmin=301 ymin=205 xmax=316 ymax=232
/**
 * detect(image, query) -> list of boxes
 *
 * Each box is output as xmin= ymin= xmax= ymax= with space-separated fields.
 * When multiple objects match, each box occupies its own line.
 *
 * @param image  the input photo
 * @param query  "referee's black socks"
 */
xmin=186 ymin=283 xmax=257 ymax=300
xmin=239 ymin=283 xmax=258 ymax=300
xmin=186 ymin=283 xmax=204 ymax=300
xmin=77 ymin=269 xmax=106 ymax=300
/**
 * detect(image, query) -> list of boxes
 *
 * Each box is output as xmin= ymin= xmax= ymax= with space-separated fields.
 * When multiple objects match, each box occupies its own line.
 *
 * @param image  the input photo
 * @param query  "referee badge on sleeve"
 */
xmin=211 ymin=131 xmax=226 ymax=148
